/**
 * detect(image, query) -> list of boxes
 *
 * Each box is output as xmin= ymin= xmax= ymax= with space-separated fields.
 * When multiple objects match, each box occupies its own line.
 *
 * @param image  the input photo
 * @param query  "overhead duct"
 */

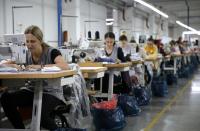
xmin=184 ymin=0 xmax=190 ymax=27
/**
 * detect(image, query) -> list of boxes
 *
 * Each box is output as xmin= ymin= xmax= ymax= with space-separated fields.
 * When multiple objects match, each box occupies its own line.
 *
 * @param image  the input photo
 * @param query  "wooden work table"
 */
xmin=102 ymin=62 xmax=131 ymax=68
xmin=130 ymin=60 xmax=144 ymax=65
xmin=79 ymin=62 xmax=130 ymax=100
xmin=0 ymin=70 xmax=75 ymax=131
xmin=145 ymin=57 xmax=162 ymax=62
xmin=0 ymin=70 xmax=75 ymax=79
xmin=79 ymin=62 xmax=131 ymax=68
xmin=80 ymin=67 xmax=107 ymax=79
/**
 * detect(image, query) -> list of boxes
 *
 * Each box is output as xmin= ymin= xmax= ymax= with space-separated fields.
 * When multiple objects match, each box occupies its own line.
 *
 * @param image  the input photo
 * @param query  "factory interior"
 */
xmin=0 ymin=0 xmax=200 ymax=131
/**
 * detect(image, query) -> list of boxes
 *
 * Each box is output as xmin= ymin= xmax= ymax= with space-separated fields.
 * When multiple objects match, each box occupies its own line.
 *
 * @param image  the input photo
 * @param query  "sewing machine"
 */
xmin=71 ymin=48 xmax=102 ymax=63
xmin=59 ymin=48 xmax=74 ymax=63
xmin=1 ymin=34 xmax=27 ymax=64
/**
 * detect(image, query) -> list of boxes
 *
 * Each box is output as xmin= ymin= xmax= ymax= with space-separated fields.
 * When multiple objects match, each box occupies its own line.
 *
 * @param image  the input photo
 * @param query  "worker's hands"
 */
xmin=115 ymin=59 xmax=121 ymax=64
xmin=4 ymin=64 xmax=22 ymax=70
xmin=26 ymin=65 xmax=42 ymax=70
xmin=0 ymin=59 xmax=15 ymax=64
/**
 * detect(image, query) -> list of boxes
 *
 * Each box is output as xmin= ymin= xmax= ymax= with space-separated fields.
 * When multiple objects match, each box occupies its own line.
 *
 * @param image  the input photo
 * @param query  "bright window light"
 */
xmin=191 ymin=82 xmax=200 ymax=94
xmin=134 ymin=0 xmax=169 ymax=18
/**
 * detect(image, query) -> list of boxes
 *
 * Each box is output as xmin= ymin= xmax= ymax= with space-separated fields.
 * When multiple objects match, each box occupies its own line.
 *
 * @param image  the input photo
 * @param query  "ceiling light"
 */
xmin=134 ymin=0 xmax=169 ymax=18
xmin=176 ymin=21 xmax=200 ymax=35
xmin=106 ymin=18 xmax=114 ymax=22
xmin=183 ymin=31 xmax=200 ymax=35
xmin=106 ymin=22 xmax=113 ymax=26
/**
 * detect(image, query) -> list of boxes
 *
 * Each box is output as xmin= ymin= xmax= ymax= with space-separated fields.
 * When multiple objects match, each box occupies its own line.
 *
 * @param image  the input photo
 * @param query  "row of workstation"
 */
xmin=163 ymin=52 xmax=200 ymax=75
xmin=0 ymin=52 xmax=199 ymax=131
xmin=79 ymin=51 xmax=200 ymax=100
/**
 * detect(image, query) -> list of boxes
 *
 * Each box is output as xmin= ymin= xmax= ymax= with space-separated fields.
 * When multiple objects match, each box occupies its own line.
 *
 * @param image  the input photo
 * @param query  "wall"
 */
xmin=0 ymin=0 xmax=174 ymax=46
xmin=117 ymin=7 xmax=150 ymax=43
xmin=43 ymin=0 xmax=57 ymax=44
xmin=115 ymin=6 xmax=170 ymax=43
xmin=79 ymin=0 xmax=107 ymax=40
xmin=0 ymin=0 xmax=5 ymax=36
xmin=1 ymin=0 xmax=57 ymax=47
xmin=0 ymin=0 xmax=108 ymax=46
xmin=62 ymin=0 xmax=80 ymax=44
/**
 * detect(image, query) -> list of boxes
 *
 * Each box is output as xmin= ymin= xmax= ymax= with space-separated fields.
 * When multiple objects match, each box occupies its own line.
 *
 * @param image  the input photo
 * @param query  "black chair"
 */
xmin=53 ymin=104 xmax=71 ymax=128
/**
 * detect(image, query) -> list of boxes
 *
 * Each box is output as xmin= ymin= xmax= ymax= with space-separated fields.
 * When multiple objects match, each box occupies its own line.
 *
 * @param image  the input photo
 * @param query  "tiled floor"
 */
xmin=124 ymin=72 xmax=200 ymax=131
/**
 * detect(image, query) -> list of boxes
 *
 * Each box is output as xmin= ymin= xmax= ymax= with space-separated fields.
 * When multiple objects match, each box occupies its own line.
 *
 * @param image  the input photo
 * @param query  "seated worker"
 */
xmin=177 ymin=37 xmax=190 ymax=54
xmin=154 ymin=39 xmax=170 ymax=57
xmin=95 ymin=32 xmax=132 ymax=94
xmin=119 ymin=35 xmax=145 ymax=86
xmin=144 ymin=37 xmax=159 ymax=70
xmin=178 ymin=41 xmax=188 ymax=54
xmin=0 ymin=25 xmax=69 ymax=130
xmin=144 ymin=37 xmax=158 ymax=59
xmin=183 ymin=41 xmax=191 ymax=53
xmin=193 ymin=40 xmax=199 ymax=52
xmin=170 ymin=40 xmax=181 ymax=55
xmin=119 ymin=35 xmax=134 ymax=58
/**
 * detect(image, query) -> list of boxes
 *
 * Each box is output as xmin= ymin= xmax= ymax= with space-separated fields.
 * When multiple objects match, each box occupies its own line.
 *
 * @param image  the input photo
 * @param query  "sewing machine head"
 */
xmin=1 ymin=34 xmax=27 ymax=64
xmin=0 ymin=46 xmax=12 ymax=61
xmin=72 ymin=48 xmax=99 ymax=63
xmin=3 ymin=34 xmax=26 ymax=46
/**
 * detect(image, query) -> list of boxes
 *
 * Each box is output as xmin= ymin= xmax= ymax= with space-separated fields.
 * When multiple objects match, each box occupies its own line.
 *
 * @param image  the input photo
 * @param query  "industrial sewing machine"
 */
xmin=71 ymin=48 xmax=99 ymax=63
xmin=59 ymin=40 xmax=104 ymax=63
xmin=0 ymin=34 xmax=27 ymax=64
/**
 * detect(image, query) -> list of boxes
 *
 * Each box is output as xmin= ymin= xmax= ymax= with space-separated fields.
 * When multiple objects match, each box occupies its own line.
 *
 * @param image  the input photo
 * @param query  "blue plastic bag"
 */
xmin=178 ymin=66 xmax=190 ymax=78
xmin=118 ymin=95 xmax=141 ymax=116
xmin=151 ymin=75 xmax=168 ymax=97
xmin=166 ymin=74 xmax=178 ymax=85
xmin=53 ymin=128 xmax=87 ymax=131
xmin=134 ymin=87 xmax=151 ymax=106
xmin=92 ymin=107 xmax=126 ymax=131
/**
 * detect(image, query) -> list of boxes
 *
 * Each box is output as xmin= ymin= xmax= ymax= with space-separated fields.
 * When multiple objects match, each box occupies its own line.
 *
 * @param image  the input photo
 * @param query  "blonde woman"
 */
xmin=0 ymin=25 xmax=68 ymax=130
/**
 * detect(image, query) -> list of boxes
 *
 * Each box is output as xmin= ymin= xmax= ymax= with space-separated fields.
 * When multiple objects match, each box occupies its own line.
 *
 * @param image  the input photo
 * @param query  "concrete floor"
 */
xmin=1 ymin=70 xmax=200 ymax=131
xmin=124 ymin=71 xmax=200 ymax=131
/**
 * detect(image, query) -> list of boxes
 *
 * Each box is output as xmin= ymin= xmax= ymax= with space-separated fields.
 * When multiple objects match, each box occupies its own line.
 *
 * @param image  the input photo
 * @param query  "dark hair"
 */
xmin=147 ymin=36 xmax=154 ymax=42
xmin=104 ymin=32 xmax=115 ymax=40
xmin=119 ymin=35 xmax=128 ymax=41
xmin=195 ymin=40 xmax=199 ymax=46
xmin=170 ymin=40 xmax=176 ymax=45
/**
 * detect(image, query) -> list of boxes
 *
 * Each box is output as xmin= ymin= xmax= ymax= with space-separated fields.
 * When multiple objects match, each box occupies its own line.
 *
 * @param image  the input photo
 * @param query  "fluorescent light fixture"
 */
xmin=134 ymin=0 xmax=168 ymax=18
xmin=182 ymin=31 xmax=200 ymax=35
xmin=106 ymin=18 xmax=114 ymax=22
xmin=106 ymin=22 xmax=113 ymax=26
xmin=176 ymin=21 xmax=200 ymax=35
xmin=176 ymin=21 xmax=197 ymax=32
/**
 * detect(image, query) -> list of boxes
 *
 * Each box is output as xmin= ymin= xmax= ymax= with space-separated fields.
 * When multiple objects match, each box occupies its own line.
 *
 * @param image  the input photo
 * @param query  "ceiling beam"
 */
xmin=86 ymin=0 xmax=124 ymax=10
xmin=148 ymin=0 xmax=200 ymax=3
xmin=169 ymin=8 xmax=200 ymax=12
xmin=179 ymin=15 xmax=200 ymax=18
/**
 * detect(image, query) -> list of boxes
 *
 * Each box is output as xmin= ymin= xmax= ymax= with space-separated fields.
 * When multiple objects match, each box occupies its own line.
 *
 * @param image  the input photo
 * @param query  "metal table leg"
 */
xmin=174 ymin=58 xmax=177 ymax=75
xmin=100 ymin=78 xmax=102 ymax=93
xmin=108 ymin=71 xmax=114 ymax=100
xmin=31 ymin=80 xmax=43 ymax=131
